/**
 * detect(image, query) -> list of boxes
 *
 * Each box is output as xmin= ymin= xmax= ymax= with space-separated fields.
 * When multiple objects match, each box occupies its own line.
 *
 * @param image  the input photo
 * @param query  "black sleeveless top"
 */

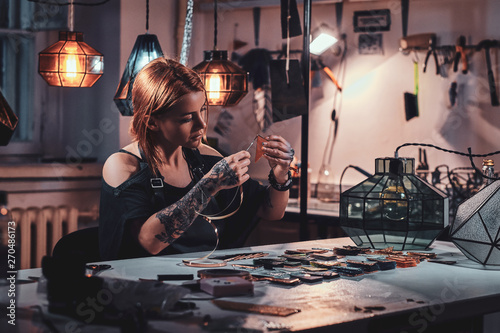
xmin=98 ymin=147 xmax=266 ymax=260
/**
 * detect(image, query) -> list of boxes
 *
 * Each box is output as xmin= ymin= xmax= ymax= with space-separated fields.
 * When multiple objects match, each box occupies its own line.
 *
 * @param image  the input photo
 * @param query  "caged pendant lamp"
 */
xmin=193 ymin=0 xmax=248 ymax=106
xmin=340 ymin=157 xmax=449 ymax=251
xmin=114 ymin=0 xmax=164 ymax=116
xmin=38 ymin=0 xmax=103 ymax=87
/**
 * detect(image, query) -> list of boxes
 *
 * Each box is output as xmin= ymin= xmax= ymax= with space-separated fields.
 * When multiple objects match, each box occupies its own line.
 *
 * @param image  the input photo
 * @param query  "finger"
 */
xmin=239 ymin=173 xmax=250 ymax=184
xmin=263 ymin=153 xmax=292 ymax=166
xmin=225 ymin=152 xmax=246 ymax=166
xmin=239 ymin=165 xmax=249 ymax=176
xmin=265 ymin=136 xmax=293 ymax=153
xmin=263 ymin=146 xmax=294 ymax=161
xmin=265 ymin=135 xmax=288 ymax=146
xmin=263 ymin=138 xmax=293 ymax=156
xmin=233 ymin=172 xmax=249 ymax=186
xmin=233 ymin=150 xmax=251 ymax=162
xmin=227 ymin=157 xmax=250 ymax=177
xmin=224 ymin=158 xmax=240 ymax=175
xmin=262 ymin=140 xmax=285 ymax=151
xmin=239 ymin=157 xmax=251 ymax=167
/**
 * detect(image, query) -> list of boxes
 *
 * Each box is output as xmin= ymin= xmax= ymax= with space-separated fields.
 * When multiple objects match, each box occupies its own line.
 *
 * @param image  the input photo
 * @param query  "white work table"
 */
xmin=8 ymin=237 xmax=500 ymax=332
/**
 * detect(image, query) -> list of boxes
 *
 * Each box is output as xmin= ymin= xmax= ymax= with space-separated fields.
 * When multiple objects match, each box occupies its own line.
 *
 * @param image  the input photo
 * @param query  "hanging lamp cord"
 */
xmin=285 ymin=0 xmax=290 ymax=84
xmin=69 ymin=0 xmax=74 ymax=31
xmin=213 ymin=0 xmax=218 ymax=50
xmin=146 ymin=0 xmax=149 ymax=32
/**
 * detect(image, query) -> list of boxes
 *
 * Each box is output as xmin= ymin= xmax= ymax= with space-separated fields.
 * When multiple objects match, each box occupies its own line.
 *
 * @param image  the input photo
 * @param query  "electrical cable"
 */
xmin=326 ymin=35 xmax=347 ymax=166
xmin=338 ymin=164 xmax=373 ymax=195
xmin=318 ymin=34 xmax=348 ymax=187
xmin=146 ymin=0 xmax=149 ymax=32
xmin=395 ymin=142 xmax=500 ymax=159
xmin=394 ymin=143 xmax=500 ymax=182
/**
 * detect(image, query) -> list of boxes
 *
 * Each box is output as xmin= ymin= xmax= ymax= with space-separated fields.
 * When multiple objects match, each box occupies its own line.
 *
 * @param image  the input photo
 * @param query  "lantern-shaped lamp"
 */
xmin=340 ymin=157 xmax=449 ymax=250
xmin=39 ymin=31 xmax=103 ymax=87
xmin=450 ymin=180 xmax=500 ymax=265
xmin=114 ymin=34 xmax=163 ymax=116
xmin=192 ymin=0 xmax=247 ymax=107
xmin=193 ymin=50 xmax=248 ymax=106
xmin=0 ymin=89 xmax=18 ymax=146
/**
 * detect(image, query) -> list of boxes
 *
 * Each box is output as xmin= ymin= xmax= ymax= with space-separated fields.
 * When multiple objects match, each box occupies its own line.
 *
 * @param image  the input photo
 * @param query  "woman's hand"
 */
xmin=204 ymin=150 xmax=251 ymax=194
xmin=262 ymin=135 xmax=294 ymax=184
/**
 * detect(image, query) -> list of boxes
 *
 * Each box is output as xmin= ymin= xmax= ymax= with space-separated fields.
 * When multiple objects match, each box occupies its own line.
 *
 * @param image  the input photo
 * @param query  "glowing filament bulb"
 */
xmin=208 ymin=75 xmax=221 ymax=100
xmin=65 ymin=54 xmax=78 ymax=78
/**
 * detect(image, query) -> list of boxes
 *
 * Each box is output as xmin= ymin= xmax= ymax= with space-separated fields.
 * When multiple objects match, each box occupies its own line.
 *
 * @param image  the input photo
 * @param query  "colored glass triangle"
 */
xmin=255 ymin=135 xmax=267 ymax=162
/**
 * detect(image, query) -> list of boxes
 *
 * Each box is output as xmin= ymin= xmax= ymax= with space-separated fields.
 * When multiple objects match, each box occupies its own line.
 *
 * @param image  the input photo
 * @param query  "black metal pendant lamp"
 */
xmin=193 ymin=0 xmax=248 ymax=106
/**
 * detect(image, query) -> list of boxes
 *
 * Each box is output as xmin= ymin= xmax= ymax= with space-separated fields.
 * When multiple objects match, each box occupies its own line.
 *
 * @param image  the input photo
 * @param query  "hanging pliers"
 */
xmin=453 ymin=35 xmax=468 ymax=74
xmin=423 ymin=34 xmax=440 ymax=75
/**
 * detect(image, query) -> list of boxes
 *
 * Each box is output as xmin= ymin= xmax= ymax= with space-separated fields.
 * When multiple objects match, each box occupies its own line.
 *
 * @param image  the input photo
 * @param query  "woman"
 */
xmin=99 ymin=58 xmax=294 ymax=260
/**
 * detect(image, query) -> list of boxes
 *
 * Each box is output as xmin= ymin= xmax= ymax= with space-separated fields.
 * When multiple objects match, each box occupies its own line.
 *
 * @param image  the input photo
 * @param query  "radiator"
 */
xmin=10 ymin=206 xmax=79 ymax=269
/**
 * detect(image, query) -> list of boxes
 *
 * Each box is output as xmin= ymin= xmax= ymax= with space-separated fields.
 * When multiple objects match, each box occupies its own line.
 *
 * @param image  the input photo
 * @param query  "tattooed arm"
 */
xmin=138 ymin=151 xmax=250 ymax=255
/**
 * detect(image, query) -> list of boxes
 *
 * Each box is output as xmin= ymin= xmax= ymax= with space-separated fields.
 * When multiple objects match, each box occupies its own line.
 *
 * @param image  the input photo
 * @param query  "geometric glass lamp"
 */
xmin=192 ymin=0 xmax=248 ymax=106
xmin=340 ymin=157 xmax=449 ymax=250
xmin=38 ymin=0 xmax=103 ymax=88
xmin=113 ymin=34 xmax=164 ymax=116
xmin=450 ymin=180 xmax=500 ymax=265
xmin=113 ymin=0 xmax=164 ymax=116
xmin=193 ymin=50 xmax=248 ymax=106
xmin=39 ymin=31 xmax=104 ymax=88
xmin=0 ymin=89 xmax=18 ymax=146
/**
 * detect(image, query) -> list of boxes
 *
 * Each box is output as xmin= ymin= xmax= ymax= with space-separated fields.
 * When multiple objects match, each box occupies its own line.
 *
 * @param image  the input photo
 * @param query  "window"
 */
xmin=0 ymin=0 xmax=66 ymax=154
xmin=1 ymin=31 xmax=35 ymax=142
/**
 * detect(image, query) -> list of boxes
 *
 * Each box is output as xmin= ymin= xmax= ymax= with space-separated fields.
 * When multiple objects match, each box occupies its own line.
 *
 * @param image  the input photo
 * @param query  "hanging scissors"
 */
xmin=423 ymin=34 xmax=440 ymax=75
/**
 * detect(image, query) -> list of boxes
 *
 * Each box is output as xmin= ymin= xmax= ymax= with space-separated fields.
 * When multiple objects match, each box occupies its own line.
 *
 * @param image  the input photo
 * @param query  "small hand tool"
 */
xmin=453 ymin=35 xmax=468 ymax=74
xmin=423 ymin=34 xmax=440 ymax=75
xmin=476 ymin=39 xmax=500 ymax=106
xmin=449 ymin=81 xmax=458 ymax=106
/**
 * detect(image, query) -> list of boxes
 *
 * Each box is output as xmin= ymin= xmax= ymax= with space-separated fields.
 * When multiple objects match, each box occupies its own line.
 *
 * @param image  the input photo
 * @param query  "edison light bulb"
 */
xmin=381 ymin=180 xmax=407 ymax=221
xmin=208 ymin=75 xmax=221 ymax=101
xmin=65 ymin=54 xmax=78 ymax=78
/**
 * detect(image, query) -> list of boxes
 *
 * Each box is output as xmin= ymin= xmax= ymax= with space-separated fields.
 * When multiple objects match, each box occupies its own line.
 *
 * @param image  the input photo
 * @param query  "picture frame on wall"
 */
xmin=353 ymin=9 xmax=391 ymax=33
xmin=358 ymin=34 xmax=384 ymax=55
